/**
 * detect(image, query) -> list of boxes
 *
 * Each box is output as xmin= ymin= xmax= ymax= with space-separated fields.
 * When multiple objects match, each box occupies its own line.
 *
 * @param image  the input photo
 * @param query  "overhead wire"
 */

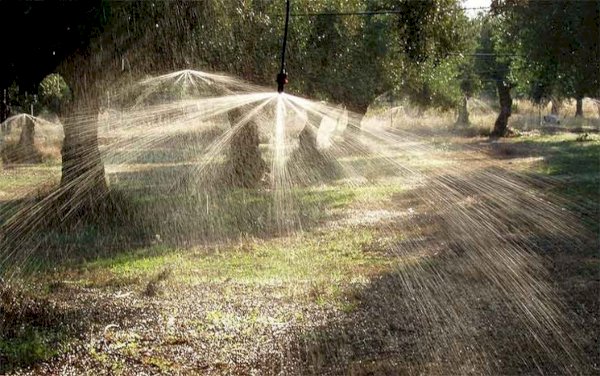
xmin=268 ymin=6 xmax=491 ymax=18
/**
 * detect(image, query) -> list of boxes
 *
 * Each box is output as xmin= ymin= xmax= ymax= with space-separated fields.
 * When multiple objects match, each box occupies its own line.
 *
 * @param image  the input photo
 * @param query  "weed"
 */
xmin=143 ymin=267 xmax=173 ymax=297
xmin=576 ymin=132 xmax=591 ymax=142
xmin=0 ymin=282 xmax=70 ymax=372
xmin=0 ymin=329 xmax=62 ymax=369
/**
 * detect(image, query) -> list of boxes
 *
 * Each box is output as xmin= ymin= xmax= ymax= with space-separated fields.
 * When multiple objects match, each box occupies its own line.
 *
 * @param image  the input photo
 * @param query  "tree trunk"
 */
xmin=1 ymin=90 xmax=10 ymax=135
xmin=1 ymin=116 xmax=41 ymax=164
xmin=226 ymin=108 xmax=267 ymax=188
xmin=345 ymin=108 xmax=367 ymax=138
xmin=296 ymin=112 xmax=323 ymax=167
xmin=11 ymin=116 xmax=41 ymax=163
xmin=60 ymin=109 xmax=108 ymax=205
xmin=289 ymin=111 xmax=339 ymax=183
xmin=575 ymin=97 xmax=584 ymax=117
xmin=550 ymin=97 xmax=561 ymax=115
xmin=455 ymin=96 xmax=470 ymax=126
xmin=339 ymin=104 xmax=369 ymax=154
xmin=299 ymin=112 xmax=322 ymax=153
xmin=491 ymin=81 xmax=512 ymax=137
xmin=18 ymin=116 xmax=35 ymax=148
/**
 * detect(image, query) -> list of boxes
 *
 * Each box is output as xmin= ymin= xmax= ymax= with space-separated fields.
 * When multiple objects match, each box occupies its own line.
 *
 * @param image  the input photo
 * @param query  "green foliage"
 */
xmin=4 ymin=82 xmax=40 ymax=115
xmin=293 ymin=2 xmax=399 ymax=111
xmin=474 ymin=14 xmax=511 ymax=87
xmin=396 ymin=57 xmax=465 ymax=110
xmin=38 ymin=73 xmax=71 ymax=114
xmin=458 ymin=62 xmax=480 ymax=99
xmin=392 ymin=0 xmax=477 ymax=111
xmin=486 ymin=1 xmax=600 ymax=104
xmin=523 ymin=1 xmax=600 ymax=101
xmin=0 ymin=329 xmax=64 ymax=372
xmin=63 ymin=0 xmax=476 ymax=114
xmin=5 ymin=0 xmax=599 ymax=117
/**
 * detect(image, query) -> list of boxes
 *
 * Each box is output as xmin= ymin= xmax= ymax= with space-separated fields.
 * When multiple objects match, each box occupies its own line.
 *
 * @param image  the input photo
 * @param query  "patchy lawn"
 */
xmin=1 ymin=129 xmax=598 ymax=375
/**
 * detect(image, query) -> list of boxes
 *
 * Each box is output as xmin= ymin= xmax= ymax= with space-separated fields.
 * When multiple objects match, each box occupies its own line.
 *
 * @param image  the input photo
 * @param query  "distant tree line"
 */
xmin=0 ymin=0 xmax=598 ymax=208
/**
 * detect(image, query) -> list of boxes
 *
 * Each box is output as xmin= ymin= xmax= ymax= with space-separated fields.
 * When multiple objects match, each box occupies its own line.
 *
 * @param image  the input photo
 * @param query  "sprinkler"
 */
xmin=276 ymin=70 xmax=288 ymax=94
xmin=276 ymin=0 xmax=291 ymax=93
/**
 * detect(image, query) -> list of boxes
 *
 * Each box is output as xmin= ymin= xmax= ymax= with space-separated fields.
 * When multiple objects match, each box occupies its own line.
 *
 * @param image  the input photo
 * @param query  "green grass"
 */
xmin=0 ymin=225 xmax=404 ymax=372
xmin=1 ymin=175 xmax=405 ymax=277
xmin=75 ymin=227 xmax=401 ymax=295
xmin=510 ymin=133 xmax=600 ymax=200
xmin=0 ymin=166 xmax=60 ymax=193
xmin=0 ymin=329 xmax=67 ymax=371
xmin=2 ymin=128 xmax=597 ymax=373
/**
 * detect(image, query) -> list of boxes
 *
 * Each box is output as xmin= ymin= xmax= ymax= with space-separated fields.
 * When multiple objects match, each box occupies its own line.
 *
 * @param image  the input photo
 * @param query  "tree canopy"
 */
xmin=1 ymin=0 xmax=598 ymax=122
xmin=482 ymin=0 xmax=600 ymax=104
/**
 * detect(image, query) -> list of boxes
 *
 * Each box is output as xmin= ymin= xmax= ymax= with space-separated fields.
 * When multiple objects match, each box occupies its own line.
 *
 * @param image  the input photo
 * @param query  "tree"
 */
xmin=0 ymin=1 xmax=110 ymax=211
xmin=557 ymin=1 xmax=600 ymax=117
xmin=389 ymin=0 xmax=474 ymax=118
xmin=0 ymin=83 xmax=43 ymax=163
xmin=456 ymin=61 xmax=480 ymax=126
xmin=491 ymin=0 xmax=599 ymax=120
xmin=41 ymin=71 xmax=108 ymax=205
xmin=39 ymin=74 xmax=71 ymax=115
xmin=0 ymin=89 xmax=9 ymax=128
xmin=454 ymin=16 xmax=482 ymax=126
xmin=473 ymin=11 xmax=514 ymax=137
xmin=290 ymin=1 xmax=396 ymax=130
xmin=1 ymin=0 xmax=485 ymax=189
xmin=226 ymin=108 xmax=267 ymax=188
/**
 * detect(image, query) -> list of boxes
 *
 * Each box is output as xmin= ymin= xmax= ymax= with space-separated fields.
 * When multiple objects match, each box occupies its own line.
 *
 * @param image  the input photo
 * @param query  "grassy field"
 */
xmin=0 ymin=110 xmax=598 ymax=374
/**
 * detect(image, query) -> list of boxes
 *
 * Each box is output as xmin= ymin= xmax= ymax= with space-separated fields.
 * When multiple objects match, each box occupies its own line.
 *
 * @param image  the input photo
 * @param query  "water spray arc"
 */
xmin=0 ymin=2 xmax=594 ymax=372
xmin=276 ymin=0 xmax=290 ymax=93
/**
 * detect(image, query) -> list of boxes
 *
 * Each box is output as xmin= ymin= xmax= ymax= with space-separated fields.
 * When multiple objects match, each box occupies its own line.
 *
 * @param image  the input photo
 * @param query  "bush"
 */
xmin=39 ymin=74 xmax=71 ymax=114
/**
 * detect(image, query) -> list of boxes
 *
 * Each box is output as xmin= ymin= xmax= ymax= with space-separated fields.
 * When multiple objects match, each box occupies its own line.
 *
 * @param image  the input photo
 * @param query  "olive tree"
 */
xmin=40 ymin=71 xmax=108 ymax=203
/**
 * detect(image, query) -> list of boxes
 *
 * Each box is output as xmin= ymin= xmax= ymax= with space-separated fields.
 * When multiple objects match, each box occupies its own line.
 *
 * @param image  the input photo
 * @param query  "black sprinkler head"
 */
xmin=276 ymin=71 xmax=288 ymax=93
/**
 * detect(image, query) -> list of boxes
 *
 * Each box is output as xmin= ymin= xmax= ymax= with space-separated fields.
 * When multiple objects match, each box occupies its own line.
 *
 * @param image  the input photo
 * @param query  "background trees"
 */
xmin=0 ymin=0 xmax=598 ymax=182
xmin=521 ymin=1 xmax=600 ymax=117
xmin=391 ymin=0 xmax=475 ymax=113
xmin=482 ymin=0 xmax=600 ymax=130
xmin=1 ymin=0 xmax=598 ymax=123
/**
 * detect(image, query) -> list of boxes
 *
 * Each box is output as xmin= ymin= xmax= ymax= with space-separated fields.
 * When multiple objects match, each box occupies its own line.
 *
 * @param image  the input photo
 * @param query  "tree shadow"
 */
xmin=477 ymin=137 xmax=599 ymax=227
xmin=0 ymin=160 xmax=357 ymax=276
xmin=269 ymin=249 xmax=593 ymax=375
xmin=1 ymin=136 xmax=597 ymax=373
xmin=477 ymin=137 xmax=600 ymax=176
xmin=1 ymin=123 xmax=419 ymax=276
xmin=255 ymin=168 xmax=598 ymax=375
xmin=0 ymin=279 xmax=153 ymax=373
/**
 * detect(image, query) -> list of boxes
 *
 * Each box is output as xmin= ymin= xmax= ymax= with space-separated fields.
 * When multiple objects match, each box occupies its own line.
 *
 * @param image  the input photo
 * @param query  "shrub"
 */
xmin=38 ymin=74 xmax=71 ymax=114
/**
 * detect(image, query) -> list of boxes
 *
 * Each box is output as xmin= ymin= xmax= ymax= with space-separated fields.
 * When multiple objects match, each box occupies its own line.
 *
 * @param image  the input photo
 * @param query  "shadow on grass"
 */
xmin=271 ymin=252 xmax=595 ymax=375
xmin=0 ymin=169 xmax=355 ymax=370
xmin=0 ymin=162 xmax=357 ymax=276
xmin=481 ymin=136 xmax=599 ymax=177
xmin=0 ymin=279 xmax=152 ymax=374
xmin=480 ymin=136 xmax=599 ymax=229
xmin=260 ymin=173 xmax=598 ymax=374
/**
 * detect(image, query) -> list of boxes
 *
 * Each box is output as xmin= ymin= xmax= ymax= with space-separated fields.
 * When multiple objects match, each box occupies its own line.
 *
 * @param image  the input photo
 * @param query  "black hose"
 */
xmin=276 ymin=0 xmax=290 ymax=93
xmin=280 ymin=0 xmax=290 ymax=74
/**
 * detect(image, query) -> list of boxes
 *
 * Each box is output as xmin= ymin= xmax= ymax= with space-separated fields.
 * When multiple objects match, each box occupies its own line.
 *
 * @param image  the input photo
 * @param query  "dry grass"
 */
xmin=514 ymin=97 xmax=600 ymax=119
xmin=142 ymin=267 xmax=173 ymax=297
xmin=373 ymin=97 xmax=600 ymax=138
